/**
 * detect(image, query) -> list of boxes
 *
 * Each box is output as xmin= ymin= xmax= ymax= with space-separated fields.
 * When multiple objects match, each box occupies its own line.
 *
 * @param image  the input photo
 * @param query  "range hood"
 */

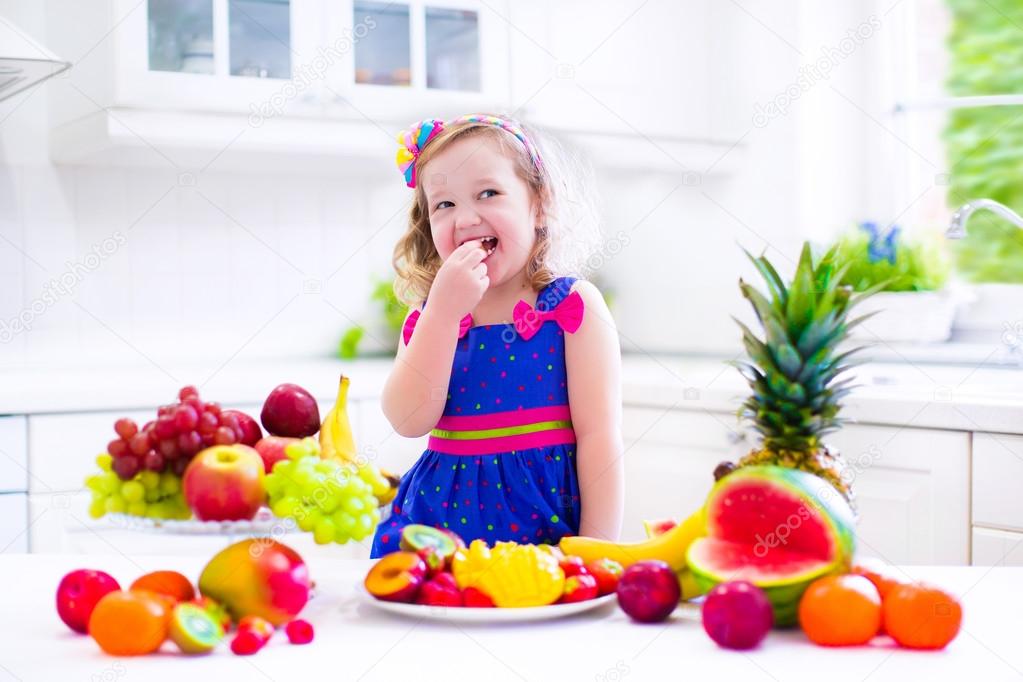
xmin=0 ymin=15 xmax=70 ymax=102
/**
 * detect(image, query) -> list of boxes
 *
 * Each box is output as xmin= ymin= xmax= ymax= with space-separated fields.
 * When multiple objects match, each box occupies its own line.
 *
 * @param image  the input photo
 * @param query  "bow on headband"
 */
xmin=394 ymin=114 xmax=544 ymax=189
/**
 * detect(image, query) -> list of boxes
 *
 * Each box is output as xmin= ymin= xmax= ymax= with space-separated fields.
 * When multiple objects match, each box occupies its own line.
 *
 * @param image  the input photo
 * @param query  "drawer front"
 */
xmin=28 ymin=404 xmax=265 ymax=494
xmin=623 ymin=406 xmax=743 ymax=454
xmin=29 ymin=410 xmax=154 ymax=493
xmin=0 ymin=493 xmax=28 ymax=553
xmin=828 ymin=423 xmax=970 ymax=565
xmin=972 ymin=526 xmax=1023 ymax=567
xmin=0 ymin=416 xmax=28 ymax=493
xmin=973 ymin=432 xmax=1023 ymax=531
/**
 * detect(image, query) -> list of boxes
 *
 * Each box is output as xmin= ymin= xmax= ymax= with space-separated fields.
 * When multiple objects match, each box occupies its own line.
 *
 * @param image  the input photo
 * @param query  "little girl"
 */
xmin=369 ymin=113 xmax=624 ymax=557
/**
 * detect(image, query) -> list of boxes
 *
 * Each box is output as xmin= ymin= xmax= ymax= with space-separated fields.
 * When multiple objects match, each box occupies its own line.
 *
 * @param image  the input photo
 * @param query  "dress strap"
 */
xmin=536 ymin=276 xmax=578 ymax=313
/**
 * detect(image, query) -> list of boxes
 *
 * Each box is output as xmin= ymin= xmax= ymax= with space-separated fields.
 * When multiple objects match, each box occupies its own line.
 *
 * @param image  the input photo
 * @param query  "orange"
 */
xmin=798 ymin=574 xmax=882 ymax=646
xmin=130 ymin=571 xmax=196 ymax=603
xmin=883 ymin=583 xmax=961 ymax=650
xmin=850 ymin=562 xmax=906 ymax=600
xmin=850 ymin=561 xmax=908 ymax=634
xmin=88 ymin=590 xmax=170 ymax=656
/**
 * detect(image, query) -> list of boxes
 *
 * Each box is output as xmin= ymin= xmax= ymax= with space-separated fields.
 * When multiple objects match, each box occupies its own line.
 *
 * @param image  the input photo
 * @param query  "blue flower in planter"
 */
xmin=859 ymin=221 xmax=900 ymax=265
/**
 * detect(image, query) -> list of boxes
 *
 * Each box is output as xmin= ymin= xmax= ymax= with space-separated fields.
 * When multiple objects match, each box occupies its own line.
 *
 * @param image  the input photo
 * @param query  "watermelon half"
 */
xmin=686 ymin=466 xmax=856 ymax=626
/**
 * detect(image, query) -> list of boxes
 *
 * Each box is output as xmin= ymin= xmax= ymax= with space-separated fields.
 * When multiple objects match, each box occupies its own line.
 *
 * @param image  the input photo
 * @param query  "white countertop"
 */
xmin=2 ymin=353 xmax=1022 ymax=433
xmin=3 ymin=553 xmax=1021 ymax=681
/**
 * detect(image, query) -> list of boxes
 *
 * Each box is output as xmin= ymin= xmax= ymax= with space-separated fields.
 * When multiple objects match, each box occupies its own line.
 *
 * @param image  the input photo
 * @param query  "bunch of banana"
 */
xmin=320 ymin=374 xmax=401 ymax=506
xmin=558 ymin=509 xmax=709 ymax=601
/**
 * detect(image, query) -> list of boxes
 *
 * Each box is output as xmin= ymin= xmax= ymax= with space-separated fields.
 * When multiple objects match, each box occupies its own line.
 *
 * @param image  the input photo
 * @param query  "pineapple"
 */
xmin=728 ymin=243 xmax=880 ymax=506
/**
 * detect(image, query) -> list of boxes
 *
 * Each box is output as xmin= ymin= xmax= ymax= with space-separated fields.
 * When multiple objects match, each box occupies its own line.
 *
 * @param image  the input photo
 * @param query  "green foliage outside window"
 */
xmin=944 ymin=0 xmax=1023 ymax=282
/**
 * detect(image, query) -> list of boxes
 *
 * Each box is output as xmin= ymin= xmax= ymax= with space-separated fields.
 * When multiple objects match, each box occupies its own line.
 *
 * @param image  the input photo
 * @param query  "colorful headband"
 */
xmin=394 ymin=114 xmax=544 ymax=188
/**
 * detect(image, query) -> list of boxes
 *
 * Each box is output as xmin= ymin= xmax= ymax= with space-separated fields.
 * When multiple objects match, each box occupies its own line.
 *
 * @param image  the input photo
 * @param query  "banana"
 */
xmin=320 ymin=374 xmax=401 ymax=506
xmin=558 ymin=508 xmax=706 ymax=573
xmin=320 ymin=375 xmax=358 ymax=463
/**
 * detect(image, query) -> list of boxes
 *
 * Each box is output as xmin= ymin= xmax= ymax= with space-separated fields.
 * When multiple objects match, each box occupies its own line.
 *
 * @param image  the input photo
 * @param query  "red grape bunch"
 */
xmin=107 ymin=386 xmax=261 ymax=481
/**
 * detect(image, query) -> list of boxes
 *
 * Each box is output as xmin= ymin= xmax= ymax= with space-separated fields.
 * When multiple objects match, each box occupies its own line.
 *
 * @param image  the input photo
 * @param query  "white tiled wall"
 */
xmin=0 ymin=159 xmax=415 ymax=368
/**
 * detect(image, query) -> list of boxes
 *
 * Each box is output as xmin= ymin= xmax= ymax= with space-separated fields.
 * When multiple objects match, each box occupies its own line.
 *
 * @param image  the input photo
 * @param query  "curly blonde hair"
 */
xmin=392 ymin=115 xmax=601 ymax=308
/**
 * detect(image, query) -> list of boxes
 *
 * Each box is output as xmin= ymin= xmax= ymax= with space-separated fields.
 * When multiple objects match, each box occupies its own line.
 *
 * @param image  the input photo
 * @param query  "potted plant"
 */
xmin=831 ymin=222 xmax=954 ymax=344
xmin=338 ymin=278 xmax=409 ymax=359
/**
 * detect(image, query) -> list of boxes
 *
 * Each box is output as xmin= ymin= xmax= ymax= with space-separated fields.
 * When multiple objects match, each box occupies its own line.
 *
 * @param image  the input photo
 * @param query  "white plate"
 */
xmin=359 ymin=586 xmax=618 ymax=623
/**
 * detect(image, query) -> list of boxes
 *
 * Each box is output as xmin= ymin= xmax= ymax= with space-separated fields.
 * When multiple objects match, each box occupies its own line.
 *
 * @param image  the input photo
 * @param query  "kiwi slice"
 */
xmin=169 ymin=603 xmax=225 ymax=654
xmin=398 ymin=524 xmax=458 ymax=558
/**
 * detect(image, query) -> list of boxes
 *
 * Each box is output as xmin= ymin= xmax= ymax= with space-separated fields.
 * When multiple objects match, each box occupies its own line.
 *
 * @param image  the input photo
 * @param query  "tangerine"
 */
xmin=798 ymin=574 xmax=881 ymax=646
xmin=130 ymin=570 xmax=195 ymax=603
xmin=850 ymin=561 xmax=908 ymax=634
xmin=88 ymin=590 xmax=170 ymax=656
xmin=883 ymin=583 xmax=962 ymax=650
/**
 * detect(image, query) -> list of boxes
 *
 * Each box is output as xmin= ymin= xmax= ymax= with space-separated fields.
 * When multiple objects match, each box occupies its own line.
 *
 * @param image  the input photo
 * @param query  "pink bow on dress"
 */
xmin=512 ymin=291 xmax=585 ymax=341
xmin=402 ymin=310 xmax=473 ymax=345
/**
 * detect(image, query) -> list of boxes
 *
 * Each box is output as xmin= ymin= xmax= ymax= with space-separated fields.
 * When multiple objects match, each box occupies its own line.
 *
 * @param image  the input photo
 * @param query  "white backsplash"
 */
xmin=0 ymin=158 xmax=417 ymax=369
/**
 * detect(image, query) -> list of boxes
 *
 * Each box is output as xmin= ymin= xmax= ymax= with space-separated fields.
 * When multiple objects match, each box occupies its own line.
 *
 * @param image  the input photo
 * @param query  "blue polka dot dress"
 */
xmin=370 ymin=276 xmax=585 ymax=557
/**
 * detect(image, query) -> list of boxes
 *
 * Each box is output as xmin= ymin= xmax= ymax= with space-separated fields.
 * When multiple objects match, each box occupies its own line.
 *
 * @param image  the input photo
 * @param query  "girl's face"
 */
xmin=422 ymin=134 xmax=538 ymax=287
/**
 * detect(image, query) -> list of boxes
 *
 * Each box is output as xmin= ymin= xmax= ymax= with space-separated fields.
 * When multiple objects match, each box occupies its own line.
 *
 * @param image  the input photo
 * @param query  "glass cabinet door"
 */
xmin=425 ymin=7 xmax=479 ymax=91
xmin=148 ymin=0 xmax=215 ymax=74
xmin=146 ymin=0 xmax=293 ymax=79
xmin=229 ymin=0 xmax=292 ymax=79
xmin=353 ymin=1 xmax=411 ymax=86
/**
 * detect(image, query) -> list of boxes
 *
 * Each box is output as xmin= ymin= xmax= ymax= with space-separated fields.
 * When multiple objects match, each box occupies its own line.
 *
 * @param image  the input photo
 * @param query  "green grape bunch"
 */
xmin=85 ymin=454 xmax=191 ymax=520
xmin=264 ymin=437 xmax=386 ymax=545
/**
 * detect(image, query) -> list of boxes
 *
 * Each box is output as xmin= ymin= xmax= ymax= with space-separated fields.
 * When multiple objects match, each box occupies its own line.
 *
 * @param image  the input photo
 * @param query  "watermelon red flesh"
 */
xmin=687 ymin=538 xmax=834 ymax=584
xmin=707 ymin=480 xmax=834 ymax=561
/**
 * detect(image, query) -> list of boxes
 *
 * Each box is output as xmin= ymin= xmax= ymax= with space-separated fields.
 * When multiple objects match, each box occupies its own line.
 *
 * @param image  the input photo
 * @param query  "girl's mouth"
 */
xmin=461 ymin=235 xmax=498 ymax=257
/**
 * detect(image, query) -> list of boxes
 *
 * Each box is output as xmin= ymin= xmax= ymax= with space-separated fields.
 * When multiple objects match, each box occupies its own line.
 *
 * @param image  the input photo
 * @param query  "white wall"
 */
xmin=0 ymin=1 xmax=912 ymax=371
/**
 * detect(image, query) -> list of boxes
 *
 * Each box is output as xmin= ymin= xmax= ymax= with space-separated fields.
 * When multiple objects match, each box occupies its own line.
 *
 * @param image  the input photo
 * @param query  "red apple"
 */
xmin=364 ymin=552 xmax=427 ymax=603
xmin=616 ymin=560 xmax=680 ymax=623
xmin=183 ymin=445 xmax=266 ymax=521
xmin=56 ymin=569 xmax=121 ymax=633
xmin=559 ymin=573 xmax=599 ymax=604
xmin=254 ymin=436 xmax=299 ymax=474
xmin=222 ymin=409 xmax=262 ymax=446
xmin=260 ymin=383 xmax=320 ymax=438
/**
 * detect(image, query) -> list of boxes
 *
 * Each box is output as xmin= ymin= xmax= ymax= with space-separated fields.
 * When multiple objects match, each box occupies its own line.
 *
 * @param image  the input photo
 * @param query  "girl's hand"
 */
xmin=425 ymin=239 xmax=489 ymax=326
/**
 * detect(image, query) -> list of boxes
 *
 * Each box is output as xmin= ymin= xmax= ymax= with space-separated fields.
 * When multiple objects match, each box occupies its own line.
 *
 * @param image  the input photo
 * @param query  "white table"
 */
xmin=2 ymin=554 xmax=1022 ymax=681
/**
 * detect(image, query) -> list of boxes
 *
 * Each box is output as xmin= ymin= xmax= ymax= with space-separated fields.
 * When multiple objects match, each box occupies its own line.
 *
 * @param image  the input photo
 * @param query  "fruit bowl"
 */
xmin=358 ymin=586 xmax=617 ymax=623
xmin=104 ymin=503 xmax=392 ymax=536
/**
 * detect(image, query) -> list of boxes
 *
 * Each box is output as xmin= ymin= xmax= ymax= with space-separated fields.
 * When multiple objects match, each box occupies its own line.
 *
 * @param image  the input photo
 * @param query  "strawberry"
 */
xmin=462 ymin=587 xmax=495 ymax=608
xmin=559 ymin=573 xmax=599 ymax=604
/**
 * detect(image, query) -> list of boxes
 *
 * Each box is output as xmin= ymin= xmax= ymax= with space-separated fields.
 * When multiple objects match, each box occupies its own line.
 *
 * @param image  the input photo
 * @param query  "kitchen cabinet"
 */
xmin=972 ymin=526 xmax=1023 ymax=567
xmin=620 ymin=406 xmax=744 ymax=541
xmin=972 ymin=431 xmax=1023 ymax=531
xmin=826 ymin=424 xmax=970 ymax=566
xmin=621 ymin=405 xmax=971 ymax=565
xmin=0 ymin=416 xmax=28 ymax=493
xmin=47 ymin=0 xmax=512 ymax=170
xmin=0 ymin=494 xmax=28 ymax=554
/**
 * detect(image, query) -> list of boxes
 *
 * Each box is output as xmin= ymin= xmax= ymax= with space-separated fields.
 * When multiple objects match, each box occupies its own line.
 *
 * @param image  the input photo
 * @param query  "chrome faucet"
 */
xmin=947 ymin=198 xmax=1023 ymax=239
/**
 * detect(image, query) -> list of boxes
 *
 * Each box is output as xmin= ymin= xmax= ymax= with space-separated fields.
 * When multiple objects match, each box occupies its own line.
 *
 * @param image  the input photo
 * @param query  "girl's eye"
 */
xmin=434 ymin=200 xmax=454 ymax=210
xmin=479 ymin=189 xmax=498 ymax=199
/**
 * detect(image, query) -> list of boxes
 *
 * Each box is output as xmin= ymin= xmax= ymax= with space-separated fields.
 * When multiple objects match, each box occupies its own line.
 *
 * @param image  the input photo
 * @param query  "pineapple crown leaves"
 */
xmin=733 ymin=243 xmax=878 ymax=450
